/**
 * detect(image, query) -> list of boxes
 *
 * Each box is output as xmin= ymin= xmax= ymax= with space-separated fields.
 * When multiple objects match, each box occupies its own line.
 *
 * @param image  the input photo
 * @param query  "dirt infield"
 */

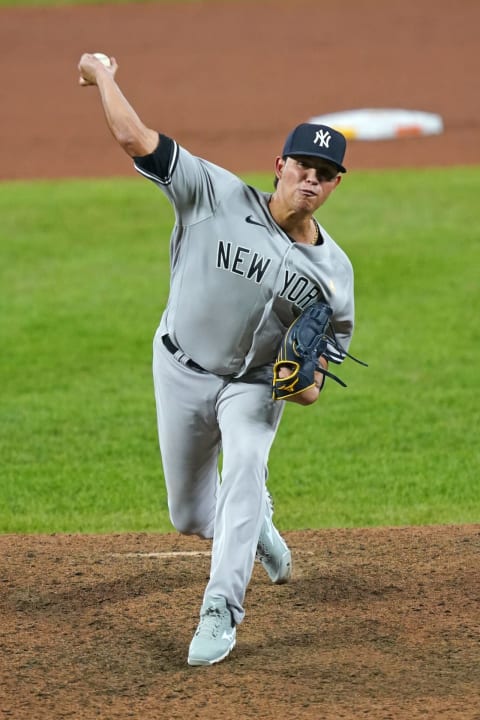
xmin=1 ymin=1 xmax=480 ymax=718
xmin=1 ymin=527 xmax=480 ymax=720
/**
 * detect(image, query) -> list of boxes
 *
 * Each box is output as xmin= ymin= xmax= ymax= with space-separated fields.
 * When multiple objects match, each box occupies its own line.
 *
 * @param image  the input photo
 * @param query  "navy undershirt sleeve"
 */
xmin=133 ymin=133 xmax=177 ymax=182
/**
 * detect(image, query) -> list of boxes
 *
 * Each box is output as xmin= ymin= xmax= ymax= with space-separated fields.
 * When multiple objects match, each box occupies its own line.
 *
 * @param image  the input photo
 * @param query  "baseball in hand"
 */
xmin=93 ymin=52 xmax=111 ymax=67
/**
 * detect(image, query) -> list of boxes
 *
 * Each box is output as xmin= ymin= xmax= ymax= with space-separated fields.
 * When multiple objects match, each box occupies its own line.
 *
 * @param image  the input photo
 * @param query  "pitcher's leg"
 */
xmin=153 ymin=333 xmax=222 ymax=537
xmin=204 ymin=382 xmax=284 ymax=624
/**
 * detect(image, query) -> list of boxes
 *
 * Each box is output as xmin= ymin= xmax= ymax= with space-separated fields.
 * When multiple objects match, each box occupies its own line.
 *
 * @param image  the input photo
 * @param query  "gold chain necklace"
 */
xmin=311 ymin=218 xmax=319 ymax=245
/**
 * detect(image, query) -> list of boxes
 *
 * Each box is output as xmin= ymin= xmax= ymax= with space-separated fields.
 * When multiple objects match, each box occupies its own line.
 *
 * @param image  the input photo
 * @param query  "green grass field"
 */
xmin=1 ymin=168 xmax=478 ymax=533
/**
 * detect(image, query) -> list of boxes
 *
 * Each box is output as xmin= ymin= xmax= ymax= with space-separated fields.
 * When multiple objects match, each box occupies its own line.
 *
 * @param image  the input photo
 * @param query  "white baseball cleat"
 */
xmin=187 ymin=595 xmax=236 ymax=666
xmin=256 ymin=491 xmax=292 ymax=584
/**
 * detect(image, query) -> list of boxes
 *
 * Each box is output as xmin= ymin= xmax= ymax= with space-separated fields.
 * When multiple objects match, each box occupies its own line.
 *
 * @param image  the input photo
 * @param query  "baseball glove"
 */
xmin=272 ymin=301 xmax=346 ymax=400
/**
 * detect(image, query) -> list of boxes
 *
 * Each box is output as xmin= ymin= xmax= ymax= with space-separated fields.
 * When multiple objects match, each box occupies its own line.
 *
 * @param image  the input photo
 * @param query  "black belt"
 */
xmin=162 ymin=334 xmax=206 ymax=372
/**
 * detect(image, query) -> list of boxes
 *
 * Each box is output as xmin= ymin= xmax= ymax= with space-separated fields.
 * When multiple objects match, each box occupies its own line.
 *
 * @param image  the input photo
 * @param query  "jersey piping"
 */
xmin=134 ymin=134 xmax=179 ymax=185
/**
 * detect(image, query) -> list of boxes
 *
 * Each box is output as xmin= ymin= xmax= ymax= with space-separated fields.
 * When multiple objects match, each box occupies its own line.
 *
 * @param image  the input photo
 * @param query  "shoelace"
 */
xmin=196 ymin=608 xmax=230 ymax=638
xmin=316 ymin=323 xmax=368 ymax=388
xmin=256 ymin=538 xmax=273 ymax=561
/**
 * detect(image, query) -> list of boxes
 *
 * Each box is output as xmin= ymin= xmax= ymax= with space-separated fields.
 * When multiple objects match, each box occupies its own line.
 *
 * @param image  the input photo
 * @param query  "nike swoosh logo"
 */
xmin=222 ymin=629 xmax=236 ymax=642
xmin=245 ymin=215 xmax=266 ymax=228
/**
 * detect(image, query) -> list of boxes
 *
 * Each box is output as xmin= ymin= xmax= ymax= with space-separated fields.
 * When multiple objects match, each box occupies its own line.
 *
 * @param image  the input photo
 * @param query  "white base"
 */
xmin=309 ymin=108 xmax=444 ymax=140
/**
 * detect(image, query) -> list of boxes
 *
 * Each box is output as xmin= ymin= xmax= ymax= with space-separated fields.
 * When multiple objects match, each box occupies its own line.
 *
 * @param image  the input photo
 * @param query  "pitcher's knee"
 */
xmin=227 ymin=445 xmax=267 ymax=480
xmin=169 ymin=506 xmax=213 ymax=539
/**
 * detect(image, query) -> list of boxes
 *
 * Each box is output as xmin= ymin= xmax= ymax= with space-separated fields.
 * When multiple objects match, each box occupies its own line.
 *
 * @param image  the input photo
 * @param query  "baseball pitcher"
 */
xmin=78 ymin=52 xmax=359 ymax=667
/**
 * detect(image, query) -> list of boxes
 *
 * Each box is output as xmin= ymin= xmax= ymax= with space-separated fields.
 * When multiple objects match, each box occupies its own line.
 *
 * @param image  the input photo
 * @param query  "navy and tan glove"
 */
xmin=272 ymin=301 xmax=348 ymax=400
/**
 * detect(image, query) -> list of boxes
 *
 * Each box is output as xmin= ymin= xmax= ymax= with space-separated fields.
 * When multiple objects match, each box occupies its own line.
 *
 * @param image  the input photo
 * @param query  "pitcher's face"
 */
xmin=275 ymin=156 xmax=341 ymax=212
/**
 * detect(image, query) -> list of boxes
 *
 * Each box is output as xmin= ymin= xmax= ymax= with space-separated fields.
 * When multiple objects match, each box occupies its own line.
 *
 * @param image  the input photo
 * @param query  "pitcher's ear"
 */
xmin=274 ymin=156 xmax=286 ymax=180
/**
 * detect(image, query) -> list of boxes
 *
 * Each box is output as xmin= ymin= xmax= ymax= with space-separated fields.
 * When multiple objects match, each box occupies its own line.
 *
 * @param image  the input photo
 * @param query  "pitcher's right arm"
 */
xmin=78 ymin=53 xmax=158 ymax=158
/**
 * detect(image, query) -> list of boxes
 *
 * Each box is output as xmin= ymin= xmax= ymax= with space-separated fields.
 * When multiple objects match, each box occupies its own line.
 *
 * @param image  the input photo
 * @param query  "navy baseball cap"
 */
xmin=282 ymin=123 xmax=347 ymax=173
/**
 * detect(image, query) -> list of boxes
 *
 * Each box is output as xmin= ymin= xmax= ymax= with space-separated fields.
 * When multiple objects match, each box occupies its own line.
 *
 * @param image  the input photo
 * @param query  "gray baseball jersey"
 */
xmin=134 ymin=134 xmax=354 ymax=376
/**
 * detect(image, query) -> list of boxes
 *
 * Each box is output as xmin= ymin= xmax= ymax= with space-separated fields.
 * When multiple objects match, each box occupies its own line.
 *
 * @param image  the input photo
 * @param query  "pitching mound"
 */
xmin=1 ymin=526 xmax=479 ymax=719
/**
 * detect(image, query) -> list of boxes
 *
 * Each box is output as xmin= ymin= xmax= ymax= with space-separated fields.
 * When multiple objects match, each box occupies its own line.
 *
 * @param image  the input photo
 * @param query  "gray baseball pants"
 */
xmin=152 ymin=328 xmax=284 ymax=624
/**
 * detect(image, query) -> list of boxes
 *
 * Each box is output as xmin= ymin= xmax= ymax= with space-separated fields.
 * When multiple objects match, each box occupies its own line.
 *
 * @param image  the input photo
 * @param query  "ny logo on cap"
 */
xmin=314 ymin=129 xmax=331 ymax=148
